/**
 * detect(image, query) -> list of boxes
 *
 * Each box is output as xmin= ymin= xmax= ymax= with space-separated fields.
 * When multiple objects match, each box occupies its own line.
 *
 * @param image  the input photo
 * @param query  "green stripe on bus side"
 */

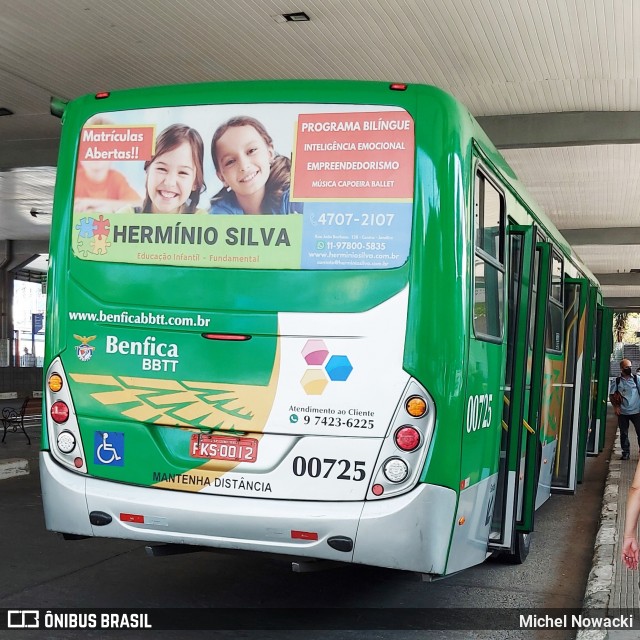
xmin=403 ymin=102 xmax=472 ymax=493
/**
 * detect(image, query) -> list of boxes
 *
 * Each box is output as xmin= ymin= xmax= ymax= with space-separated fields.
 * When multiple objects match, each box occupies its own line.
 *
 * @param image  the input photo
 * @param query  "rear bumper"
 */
xmin=40 ymin=452 xmax=456 ymax=573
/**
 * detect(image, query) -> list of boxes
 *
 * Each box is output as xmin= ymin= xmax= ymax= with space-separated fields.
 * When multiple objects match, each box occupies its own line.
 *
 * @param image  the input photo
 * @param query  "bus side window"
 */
xmin=545 ymin=250 xmax=564 ymax=353
xmin=473 ymin=170 xmax=505 ymax=341
xmin=528 ymin=244 xmax=540 ymax=349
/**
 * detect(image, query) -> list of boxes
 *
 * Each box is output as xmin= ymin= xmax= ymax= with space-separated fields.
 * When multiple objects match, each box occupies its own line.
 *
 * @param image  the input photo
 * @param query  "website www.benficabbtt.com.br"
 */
xmin=68 ymin=310 xmax=211 ymax=328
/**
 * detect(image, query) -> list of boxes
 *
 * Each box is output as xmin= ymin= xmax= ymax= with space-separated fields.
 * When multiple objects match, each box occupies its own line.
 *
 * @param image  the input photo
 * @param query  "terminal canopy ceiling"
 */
xmin=1 ymin=0 xmax=639 ymax=310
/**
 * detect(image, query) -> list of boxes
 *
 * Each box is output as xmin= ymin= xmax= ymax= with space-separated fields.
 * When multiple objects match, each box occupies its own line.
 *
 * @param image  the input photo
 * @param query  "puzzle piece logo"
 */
xmin=92 ymin=236 xmax=111 ymax=254
xmin=76 ymin=216 xmax=97 ymax=238
xmin=76 ymin=236 xmax=93 ymax=258
xmin=93 ymin=215 xmax=111 ymax=239
xmin=75 ymin=215 xmax=112 ymax=257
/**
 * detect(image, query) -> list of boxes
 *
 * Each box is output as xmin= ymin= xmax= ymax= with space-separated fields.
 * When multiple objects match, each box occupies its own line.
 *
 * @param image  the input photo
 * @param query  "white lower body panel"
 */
xmin=41 ymin=452 xmax=457 ymax=573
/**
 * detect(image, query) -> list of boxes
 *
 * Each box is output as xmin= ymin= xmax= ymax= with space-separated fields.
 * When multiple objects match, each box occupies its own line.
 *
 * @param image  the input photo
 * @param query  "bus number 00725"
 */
xmin=466 ymin=394 xmax=493 ymax=433
xmin=292 ymin=456 xmax=366 ymax=481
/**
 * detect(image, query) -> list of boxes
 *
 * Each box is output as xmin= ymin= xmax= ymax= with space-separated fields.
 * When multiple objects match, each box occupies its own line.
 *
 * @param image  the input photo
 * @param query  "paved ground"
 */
xmin=0 ymin=415 xmax=618 ymax=639
xmin=582 ymin=415 xmax=640 ymax=640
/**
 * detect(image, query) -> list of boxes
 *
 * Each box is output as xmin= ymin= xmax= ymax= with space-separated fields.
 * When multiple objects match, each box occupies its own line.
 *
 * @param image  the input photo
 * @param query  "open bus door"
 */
xmin=575 ymin=284 xmax=598 ymax=481
xmin=489 ymin=223 xmax=538 ymax=560
xmin=516 ymin=238 xmax=550 ymax=532
xmin=594 ymin=305 xmax=614 ymax=453
xmin=552 ymin=277 xmax=590 ymax=493
xmin=586 ymin=291 xmax=602 ymax=456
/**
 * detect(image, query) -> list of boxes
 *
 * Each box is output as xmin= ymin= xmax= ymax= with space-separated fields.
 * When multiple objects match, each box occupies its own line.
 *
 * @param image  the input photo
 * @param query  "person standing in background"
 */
xmin=609 ymin=359 xmax=640 ymax=461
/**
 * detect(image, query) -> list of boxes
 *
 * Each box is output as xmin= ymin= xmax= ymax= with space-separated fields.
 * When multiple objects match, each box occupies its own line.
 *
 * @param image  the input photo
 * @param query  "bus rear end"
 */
xmin=41 ymin=82 xmax=457 ymax=574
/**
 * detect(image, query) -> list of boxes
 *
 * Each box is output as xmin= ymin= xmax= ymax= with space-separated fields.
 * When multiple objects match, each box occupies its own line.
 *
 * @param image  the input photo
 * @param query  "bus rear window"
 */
xmin=71 ymin=104 xmax=415 ymax=270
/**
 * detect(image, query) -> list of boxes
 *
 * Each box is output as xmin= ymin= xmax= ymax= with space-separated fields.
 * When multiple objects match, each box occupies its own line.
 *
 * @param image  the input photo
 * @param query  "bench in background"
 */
xmin=2 ymin=393 xmax=42 ymax=445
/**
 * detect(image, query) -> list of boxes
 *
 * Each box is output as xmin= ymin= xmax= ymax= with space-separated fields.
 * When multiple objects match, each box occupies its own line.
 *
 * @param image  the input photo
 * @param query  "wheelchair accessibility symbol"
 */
xmin=94 ymin=431 xmax=124 ymax=466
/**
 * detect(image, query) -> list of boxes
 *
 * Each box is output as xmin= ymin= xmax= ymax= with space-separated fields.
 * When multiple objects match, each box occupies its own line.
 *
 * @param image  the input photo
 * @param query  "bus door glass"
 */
xmin=595 ymin=306 xmax=614 ymax=453
xmin=489 ymin=223 xmax=534 ymax=551
xmin=536 ymin=250 xmax=564 ymax=502
xmin=576 ymin=285 xmax=598 ymax=471
xmin=552 ymin=277 xmax=589 ymax=492
xmin=573 ymin=282 xmax=596 ymax=482
xmin=516 ymin=236 xmax=548 ymax=532
xmin=528 ymin=241 xmax=552 ymax=512
xmin=587 ymin=304 xmax=603 ymax=455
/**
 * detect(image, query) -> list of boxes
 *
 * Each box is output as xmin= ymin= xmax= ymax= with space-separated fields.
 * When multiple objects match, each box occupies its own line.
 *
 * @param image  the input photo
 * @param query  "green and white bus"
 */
xmin=41 ymin=80 xmax=612 ymax=576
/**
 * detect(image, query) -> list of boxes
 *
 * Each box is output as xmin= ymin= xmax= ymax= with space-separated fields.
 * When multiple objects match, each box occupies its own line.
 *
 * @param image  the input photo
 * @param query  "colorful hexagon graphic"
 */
xmin=302 ymin=339 xmax=329 ymax=365
xmin=325 ymin=355 xmax=353 ymax=381
xmin=301 ymin=369 xmax=329 ymax=395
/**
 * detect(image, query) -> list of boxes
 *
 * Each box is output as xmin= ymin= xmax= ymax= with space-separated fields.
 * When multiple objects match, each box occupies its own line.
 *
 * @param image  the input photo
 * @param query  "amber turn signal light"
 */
xmin=405 ymin=395 xmax=427 ymax=418
xmin=48 ymin=373 xmax=63 ymax=393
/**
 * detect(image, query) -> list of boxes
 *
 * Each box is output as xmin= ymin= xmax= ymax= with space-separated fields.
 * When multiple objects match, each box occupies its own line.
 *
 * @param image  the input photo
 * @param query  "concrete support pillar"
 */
xmin=0 ymin=240 xmax=13 ymax=340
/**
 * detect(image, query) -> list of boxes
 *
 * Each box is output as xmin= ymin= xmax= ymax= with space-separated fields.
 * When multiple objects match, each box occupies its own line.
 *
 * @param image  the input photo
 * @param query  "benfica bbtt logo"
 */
xmin=74 ymin=334 xmax=96 ymax=362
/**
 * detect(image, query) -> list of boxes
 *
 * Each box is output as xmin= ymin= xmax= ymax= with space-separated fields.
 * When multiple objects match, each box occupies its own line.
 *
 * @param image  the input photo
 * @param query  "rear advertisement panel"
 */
xmin=63 ymin=103 xmax=415 ymax=499
xmin=72 ymin=104 xmax=415 ymax=270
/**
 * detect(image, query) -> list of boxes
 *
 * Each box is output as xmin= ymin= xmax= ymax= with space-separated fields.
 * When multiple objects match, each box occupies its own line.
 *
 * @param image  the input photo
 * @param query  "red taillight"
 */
xmin=395 ymin=426 xmax=421 ymax=451
xmin=95 ymin=91 xmax=110 ymax=99
xmin=51 ymin=401 xmax=69 ymax=423
xmin=390 ymin=83 xmax=407 ymax=91
xmin=291 ymin=530 xmax=318 ymax=541
xmin=120 ymin=513 xmax=144 ymax=523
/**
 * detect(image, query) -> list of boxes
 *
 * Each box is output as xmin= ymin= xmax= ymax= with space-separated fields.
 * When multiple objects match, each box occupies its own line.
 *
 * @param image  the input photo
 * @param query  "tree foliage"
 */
xmin=613 ymin=312 xmax=629 ymax=343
